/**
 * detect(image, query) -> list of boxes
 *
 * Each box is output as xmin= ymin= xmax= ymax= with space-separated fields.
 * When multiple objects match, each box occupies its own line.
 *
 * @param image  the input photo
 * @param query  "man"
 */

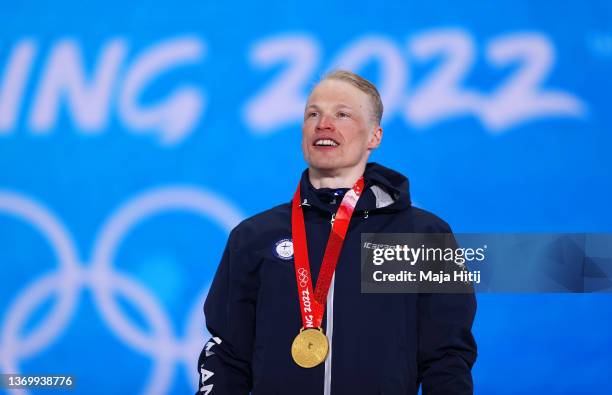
xmin=197 ymin=70 xmax=477 ymax=394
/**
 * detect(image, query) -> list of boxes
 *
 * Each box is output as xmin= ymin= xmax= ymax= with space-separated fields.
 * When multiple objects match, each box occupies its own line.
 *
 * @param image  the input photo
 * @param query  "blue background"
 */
xmin=1 ymin=0 xmax=611 ymax=394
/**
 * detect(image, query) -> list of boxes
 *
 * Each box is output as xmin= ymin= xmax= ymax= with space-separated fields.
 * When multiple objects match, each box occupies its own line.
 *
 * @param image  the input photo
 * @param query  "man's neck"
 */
xmin=308 ymin=164 xmax=366 ymax=189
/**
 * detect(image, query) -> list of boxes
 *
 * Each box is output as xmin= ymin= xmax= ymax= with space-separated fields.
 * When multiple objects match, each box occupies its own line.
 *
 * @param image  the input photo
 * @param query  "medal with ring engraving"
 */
xmin=291 ymin=328 xmax=329 ymax=368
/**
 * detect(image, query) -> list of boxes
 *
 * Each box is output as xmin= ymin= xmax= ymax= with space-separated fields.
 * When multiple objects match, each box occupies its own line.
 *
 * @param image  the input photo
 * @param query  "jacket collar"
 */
xmin=297 ymin=162 xmax=412 ymax=213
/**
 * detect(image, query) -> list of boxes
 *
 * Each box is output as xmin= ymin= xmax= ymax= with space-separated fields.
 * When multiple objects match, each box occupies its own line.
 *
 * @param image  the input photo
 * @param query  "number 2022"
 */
xmin=244 ymin=30 xmax=586 ymax=134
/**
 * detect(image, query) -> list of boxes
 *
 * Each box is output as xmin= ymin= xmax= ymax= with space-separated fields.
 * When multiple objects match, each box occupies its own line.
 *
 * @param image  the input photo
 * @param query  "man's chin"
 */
xmin=307 ymin=161 xmax=342 ymax=173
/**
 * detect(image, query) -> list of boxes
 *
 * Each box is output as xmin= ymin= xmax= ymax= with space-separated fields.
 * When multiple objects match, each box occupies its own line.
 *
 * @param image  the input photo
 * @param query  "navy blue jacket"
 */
xmin=197 ymin=163 xmax=477 ymax=394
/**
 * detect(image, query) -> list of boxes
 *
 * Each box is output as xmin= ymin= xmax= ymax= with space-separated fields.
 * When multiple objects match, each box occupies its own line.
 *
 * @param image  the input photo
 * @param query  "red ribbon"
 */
xmin=291 ymin=177 xmax=364 ymax=329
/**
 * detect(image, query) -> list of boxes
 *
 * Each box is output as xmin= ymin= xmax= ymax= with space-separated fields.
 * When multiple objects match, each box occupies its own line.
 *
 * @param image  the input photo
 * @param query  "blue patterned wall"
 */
xmin=1 ymin=1 xmax=611 ymax=393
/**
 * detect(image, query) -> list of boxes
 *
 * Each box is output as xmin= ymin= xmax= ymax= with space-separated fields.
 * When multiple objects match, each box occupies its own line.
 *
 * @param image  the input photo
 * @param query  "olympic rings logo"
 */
xmin=297 ymin=267 xmax=309 ymax=288
xmin=0 ymin=186 xmax=244 ymax=395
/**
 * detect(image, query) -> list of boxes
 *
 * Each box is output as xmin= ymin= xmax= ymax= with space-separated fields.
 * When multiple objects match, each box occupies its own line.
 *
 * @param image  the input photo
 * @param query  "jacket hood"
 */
xmin=298 ymin=162 xmax=412 ymax=213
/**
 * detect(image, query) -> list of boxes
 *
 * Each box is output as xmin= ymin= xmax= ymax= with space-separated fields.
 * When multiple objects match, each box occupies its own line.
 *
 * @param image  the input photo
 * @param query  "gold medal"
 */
xmin=291 ymin=328 xmax=329 ymax=368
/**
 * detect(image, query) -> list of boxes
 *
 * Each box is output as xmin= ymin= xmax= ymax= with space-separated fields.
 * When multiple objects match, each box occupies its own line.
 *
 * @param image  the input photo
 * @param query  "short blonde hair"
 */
xmin=318 ymin=70 xmax=383 ymax=125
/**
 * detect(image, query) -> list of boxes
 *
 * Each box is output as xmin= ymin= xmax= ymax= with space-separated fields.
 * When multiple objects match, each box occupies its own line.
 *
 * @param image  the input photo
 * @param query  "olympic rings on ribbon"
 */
xmin=297 ymin=267 xmax=309 ymax=288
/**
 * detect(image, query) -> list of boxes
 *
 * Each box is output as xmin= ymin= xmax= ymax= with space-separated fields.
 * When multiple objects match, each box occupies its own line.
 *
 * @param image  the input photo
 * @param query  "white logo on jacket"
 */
xmin=274 ymin=238 xmax=294 ymax=260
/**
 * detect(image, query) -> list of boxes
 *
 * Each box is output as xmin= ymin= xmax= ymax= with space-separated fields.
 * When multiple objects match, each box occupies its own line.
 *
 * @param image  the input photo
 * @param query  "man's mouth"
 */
xmin=314 ymin=139 xmax=339 ymax=147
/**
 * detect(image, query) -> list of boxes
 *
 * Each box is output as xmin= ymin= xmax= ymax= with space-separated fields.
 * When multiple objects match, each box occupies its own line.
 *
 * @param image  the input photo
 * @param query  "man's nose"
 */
xmin=315 ymin=114 xmax=334 ymax=131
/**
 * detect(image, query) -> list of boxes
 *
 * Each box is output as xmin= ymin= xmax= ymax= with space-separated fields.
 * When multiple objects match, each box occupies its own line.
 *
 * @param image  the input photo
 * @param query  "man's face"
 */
xmin=302 ymin=79 xmax=382 ymax=175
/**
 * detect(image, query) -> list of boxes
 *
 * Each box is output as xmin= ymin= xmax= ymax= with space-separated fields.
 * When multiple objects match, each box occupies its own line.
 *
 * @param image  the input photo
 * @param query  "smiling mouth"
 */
xmin=314 ymin=139 xmax=339 ymax=147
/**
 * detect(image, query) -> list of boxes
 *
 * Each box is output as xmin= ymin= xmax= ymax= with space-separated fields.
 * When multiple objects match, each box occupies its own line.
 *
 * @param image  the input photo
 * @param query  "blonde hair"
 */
xmin=318 ymin=70 xmax=383 ymax=125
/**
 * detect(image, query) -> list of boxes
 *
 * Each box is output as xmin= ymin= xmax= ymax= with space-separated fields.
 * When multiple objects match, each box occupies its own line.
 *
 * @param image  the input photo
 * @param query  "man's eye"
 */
xmin=307 ymin=112 xmax=318 ymax=118
xmin=338 ymin=112 xmax=350 ymax=118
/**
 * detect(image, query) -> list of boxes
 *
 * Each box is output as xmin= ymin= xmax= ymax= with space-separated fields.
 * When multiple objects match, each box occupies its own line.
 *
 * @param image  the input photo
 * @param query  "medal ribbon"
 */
xmin=291 ymin=176 xmax=364 ymax=329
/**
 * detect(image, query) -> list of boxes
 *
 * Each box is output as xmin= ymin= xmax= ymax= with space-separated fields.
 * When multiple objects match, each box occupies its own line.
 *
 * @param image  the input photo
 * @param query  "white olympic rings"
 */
xmin=0 ymin=186 xmax=244 ymax=395
xmin=297 ymin=267 xmax=309 ymax=288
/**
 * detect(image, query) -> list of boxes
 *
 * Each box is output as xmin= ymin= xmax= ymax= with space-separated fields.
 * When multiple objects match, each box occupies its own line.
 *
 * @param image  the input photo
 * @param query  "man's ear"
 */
xmin=368 ymin=125 xmax=383 ymax=150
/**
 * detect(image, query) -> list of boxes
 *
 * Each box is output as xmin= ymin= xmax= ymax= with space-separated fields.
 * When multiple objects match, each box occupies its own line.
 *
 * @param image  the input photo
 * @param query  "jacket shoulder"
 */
xmin=236 ymin=202 xmax=290 ymax=230
xmin=228 ymin=202 xmax=291 ymax=246
xmin=407 ymin=206 xmax=453 ymax=233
